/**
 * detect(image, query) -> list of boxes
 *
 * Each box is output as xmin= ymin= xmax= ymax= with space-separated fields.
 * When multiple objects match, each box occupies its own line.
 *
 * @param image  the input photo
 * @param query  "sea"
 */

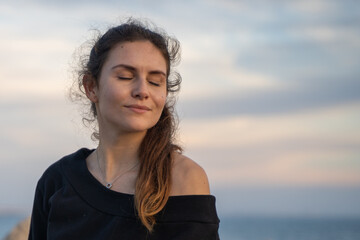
xmin=1 ymin=214 xmax=360 ymax=240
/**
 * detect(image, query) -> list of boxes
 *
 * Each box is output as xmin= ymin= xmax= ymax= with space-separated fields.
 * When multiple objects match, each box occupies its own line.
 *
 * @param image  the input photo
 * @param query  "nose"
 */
xmin=131 ymin=77 xmax=149 ymax=100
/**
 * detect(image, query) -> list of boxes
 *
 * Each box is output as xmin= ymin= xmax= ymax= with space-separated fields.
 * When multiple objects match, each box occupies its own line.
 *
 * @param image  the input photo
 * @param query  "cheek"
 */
xmin=152 ymin=87 xmax=167 ymax=106
xmin=158 ymin=95 xmax=167 ymax=108
xmin=103 ymin=85 xmax=124 ymax=102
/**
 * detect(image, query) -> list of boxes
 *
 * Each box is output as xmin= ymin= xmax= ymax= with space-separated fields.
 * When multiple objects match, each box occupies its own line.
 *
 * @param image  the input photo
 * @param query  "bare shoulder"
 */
xmin=170 ymin=152 xmax=210 ymax=196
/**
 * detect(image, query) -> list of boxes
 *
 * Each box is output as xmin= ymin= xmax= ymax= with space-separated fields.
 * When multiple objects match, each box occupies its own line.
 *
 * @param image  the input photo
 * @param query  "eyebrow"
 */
xmin=111 ymin=64 xmax=166 ymax=77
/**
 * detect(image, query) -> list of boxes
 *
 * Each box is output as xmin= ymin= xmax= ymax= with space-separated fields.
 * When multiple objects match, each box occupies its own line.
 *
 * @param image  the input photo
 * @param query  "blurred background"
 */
xmin=1 ymin=0 xmax=360 ymax=239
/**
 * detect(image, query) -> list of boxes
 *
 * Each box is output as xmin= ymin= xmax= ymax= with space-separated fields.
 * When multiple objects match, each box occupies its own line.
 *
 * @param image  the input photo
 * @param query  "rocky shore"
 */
xmin=4 ymin=217 xmax=30 ymax=240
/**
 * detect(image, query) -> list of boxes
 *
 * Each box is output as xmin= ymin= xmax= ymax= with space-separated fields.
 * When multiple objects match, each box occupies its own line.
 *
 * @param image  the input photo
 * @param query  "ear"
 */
xmin=83 ymin=74 xmax=98 ymax=103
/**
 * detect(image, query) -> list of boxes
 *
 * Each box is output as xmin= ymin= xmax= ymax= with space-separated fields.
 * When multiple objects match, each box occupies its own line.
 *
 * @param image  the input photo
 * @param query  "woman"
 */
xmin=28 ymin=19 xmax=220 ymax=239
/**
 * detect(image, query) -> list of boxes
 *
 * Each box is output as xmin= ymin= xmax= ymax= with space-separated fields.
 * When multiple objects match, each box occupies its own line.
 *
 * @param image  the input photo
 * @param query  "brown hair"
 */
xmin=71 ymin=19 xmax=182 ymax=231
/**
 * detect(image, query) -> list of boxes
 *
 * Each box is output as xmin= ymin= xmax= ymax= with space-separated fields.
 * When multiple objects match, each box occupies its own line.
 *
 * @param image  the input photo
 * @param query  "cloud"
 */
xmin=179 ymin=102 xmax=360 ymax=187
xmin=178 ymin=48 xmax=284 ymax=99
xmin=288 ymin=0 xmax=337 ymax=14
xmin=178 ymin=76 xmax=360 ymax=119
xmin=180 ymin=102 xmax=360 ymax=148
xmin=173 ymin=1 xmax=360 ymax=119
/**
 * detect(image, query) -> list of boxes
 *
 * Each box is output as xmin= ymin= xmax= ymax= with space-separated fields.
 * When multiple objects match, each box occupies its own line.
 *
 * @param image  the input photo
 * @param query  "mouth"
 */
xmin=125 ymin=104 xmax=151 ymax=113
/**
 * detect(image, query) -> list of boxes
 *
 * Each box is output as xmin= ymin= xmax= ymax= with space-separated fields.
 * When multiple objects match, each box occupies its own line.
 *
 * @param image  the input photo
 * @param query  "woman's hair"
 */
xmin=70 ymin=18 xmax=182 ymax=231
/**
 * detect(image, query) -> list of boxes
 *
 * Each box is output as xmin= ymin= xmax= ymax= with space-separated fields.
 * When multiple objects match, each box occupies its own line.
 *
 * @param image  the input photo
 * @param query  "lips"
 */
xmin=125 ymin=104 xmax=151 ymax=113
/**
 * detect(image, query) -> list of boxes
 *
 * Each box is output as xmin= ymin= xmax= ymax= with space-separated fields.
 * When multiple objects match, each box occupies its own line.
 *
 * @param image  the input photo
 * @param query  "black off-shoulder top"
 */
xmin=28 ymin=148 xmax=220 ymax=240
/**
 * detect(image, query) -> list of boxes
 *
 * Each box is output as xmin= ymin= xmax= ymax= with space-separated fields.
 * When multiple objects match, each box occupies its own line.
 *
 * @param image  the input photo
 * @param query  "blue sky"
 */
xmin=0 ymin=0 xmax=360 ymax=217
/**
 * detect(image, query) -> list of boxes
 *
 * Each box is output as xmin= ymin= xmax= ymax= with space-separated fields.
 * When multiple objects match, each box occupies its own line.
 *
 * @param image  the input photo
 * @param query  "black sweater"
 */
xmin=28 ymin=148 xmax=220 ymax=240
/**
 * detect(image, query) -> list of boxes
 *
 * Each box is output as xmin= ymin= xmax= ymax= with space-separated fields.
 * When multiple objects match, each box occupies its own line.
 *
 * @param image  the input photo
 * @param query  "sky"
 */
xmin=1 ymin=0 xmax=360 ymax=218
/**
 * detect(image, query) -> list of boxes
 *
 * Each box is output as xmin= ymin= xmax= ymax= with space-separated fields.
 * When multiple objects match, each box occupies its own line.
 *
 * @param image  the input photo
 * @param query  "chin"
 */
xmin=123 ymin=122 xmax=157 ymax=133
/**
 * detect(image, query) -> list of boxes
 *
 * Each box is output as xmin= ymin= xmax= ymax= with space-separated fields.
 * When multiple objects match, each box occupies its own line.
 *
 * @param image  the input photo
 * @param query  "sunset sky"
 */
xmin=1 ymin=0 xmax=359 ymax=217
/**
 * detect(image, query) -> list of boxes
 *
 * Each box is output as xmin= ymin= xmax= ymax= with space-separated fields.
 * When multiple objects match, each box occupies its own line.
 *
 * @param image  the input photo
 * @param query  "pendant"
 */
xmin=106 ymin=183 xmax=112 ymax=189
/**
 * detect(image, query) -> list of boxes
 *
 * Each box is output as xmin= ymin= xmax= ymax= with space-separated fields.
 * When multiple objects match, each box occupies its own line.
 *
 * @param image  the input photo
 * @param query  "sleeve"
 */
xmin=154 ymin=195 xmax=220 ymax=239
xmin=28 ymin=181 xmax=49 ymax=240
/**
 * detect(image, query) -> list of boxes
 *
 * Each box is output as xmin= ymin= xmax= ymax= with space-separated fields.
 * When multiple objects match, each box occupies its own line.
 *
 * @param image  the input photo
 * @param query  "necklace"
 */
xmin=96 ymin=149 xmax=139 ymax=189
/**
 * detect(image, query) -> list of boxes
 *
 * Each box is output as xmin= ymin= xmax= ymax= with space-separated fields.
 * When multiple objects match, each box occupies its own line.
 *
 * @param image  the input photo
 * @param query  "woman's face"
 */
xmin=92 ymin=40 xmax=167 ymax=135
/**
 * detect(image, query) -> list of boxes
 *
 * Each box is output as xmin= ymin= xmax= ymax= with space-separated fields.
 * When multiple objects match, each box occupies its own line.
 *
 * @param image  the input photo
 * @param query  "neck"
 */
xmin=96 ymin=130 xmax=145 ymax=182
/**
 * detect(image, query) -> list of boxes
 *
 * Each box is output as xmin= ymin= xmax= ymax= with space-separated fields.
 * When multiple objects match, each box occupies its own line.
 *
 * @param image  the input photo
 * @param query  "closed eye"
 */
xmin=118 ymin=77 xmax=132 ymax=80
xmin=149 ymin=81 xmax=160 ymax=86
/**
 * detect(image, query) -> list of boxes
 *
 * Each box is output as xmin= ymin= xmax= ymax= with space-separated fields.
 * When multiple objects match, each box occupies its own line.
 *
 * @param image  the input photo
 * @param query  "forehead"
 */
xmin=104 ymin=40 xmax=167 ymax=72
